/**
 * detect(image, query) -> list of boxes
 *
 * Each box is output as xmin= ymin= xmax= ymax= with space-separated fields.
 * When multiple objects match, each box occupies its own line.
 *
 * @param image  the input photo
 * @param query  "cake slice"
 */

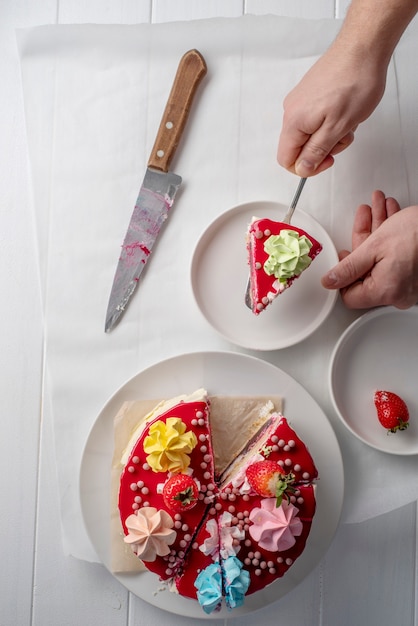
xmin=247 ymin=217 xmax=322 ymax=314
xmin=118 ymin=389 xmax=216 ymax=581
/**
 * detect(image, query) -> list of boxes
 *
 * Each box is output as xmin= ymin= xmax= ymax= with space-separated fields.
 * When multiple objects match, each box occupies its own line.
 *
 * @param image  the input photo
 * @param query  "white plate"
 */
xmin=191 ymin=202 xmax=338 ymax=350
xmin=329 ymin=307 xmax=418 ymax=455
xmin=80 ymin=351 xmax=343 ymax=619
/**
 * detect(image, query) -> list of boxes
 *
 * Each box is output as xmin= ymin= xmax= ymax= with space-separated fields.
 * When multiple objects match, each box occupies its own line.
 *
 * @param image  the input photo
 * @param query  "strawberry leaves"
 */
xmin=275 ymin=473 xmax=296 ymax=507
xmin=162 ymin=474 xmax=199 ymax=512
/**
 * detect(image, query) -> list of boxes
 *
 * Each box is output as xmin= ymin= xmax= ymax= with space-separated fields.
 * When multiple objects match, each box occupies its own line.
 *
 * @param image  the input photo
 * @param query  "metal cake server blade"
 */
xmin=244 ymin=177 xmax=307 ymax=310
xmin=105 ymin=49 xmax=207 ymax=332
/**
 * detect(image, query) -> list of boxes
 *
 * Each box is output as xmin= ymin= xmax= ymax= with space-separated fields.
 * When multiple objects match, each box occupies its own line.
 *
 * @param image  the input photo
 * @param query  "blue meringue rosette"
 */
xmin=194 ymin=562 xmax=223 ymax=614
xmin=223 ymin=555 xmax=250 ymax=610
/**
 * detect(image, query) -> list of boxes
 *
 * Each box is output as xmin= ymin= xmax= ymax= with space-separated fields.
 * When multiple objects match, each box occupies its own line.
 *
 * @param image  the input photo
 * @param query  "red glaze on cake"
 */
xmin=214 ymin=415 xmax=317 ymax=597
xmin=247 ymin=218 xmax=322 ymax=315
xmin=118 ymin=395 xmax=318 ymax=615
xmin=196 ymin=484 xmax=316 ymax=596
xmin=118 ymin=394 xmax=215 ymax=581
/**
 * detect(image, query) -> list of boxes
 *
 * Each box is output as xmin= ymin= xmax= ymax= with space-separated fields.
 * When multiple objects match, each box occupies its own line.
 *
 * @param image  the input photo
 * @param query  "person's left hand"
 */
xmin=321 ymin=190 xmax=418 ymax=309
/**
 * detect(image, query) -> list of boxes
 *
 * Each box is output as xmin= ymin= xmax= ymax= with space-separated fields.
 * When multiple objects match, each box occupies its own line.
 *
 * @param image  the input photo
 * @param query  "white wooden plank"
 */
xmin=335 ymin=0 xmax=351 ymax=19
xmin=25 ymin=2 xmax=150 ymax=625
xmin=226 ymin=564 xmax=322 ymax=625
xmin=322 ymin=503 xmax=417 ymax=626
xmin=393 ymin=14 xmax=418 ymax=205
xmin=129 ymin=596 xmax=227 ymax=625
xmin=0 ymin=2 xmax=54 ymax=625
xmin=58 ymin=0 xmax=152 ymax=23
xmin=32 ymin=398 xmax=129 ymax=626
xmin=415 ymin=502 xmax=418 ymax=626
xmin=245 ymin=0 xmax=335 ymax=19
xmin=151 ymin=0 xmax=244 ymax=23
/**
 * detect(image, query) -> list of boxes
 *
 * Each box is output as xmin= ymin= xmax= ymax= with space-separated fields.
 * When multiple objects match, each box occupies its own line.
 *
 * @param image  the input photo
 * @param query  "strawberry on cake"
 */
xmin=116 ymin=390 xmax=318 ymax=614
xmin=247 ymin=217 xmax=322 ymax=314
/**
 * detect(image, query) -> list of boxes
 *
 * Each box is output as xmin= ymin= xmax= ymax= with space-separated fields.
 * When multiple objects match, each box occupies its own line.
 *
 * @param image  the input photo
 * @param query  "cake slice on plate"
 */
xmin=247 ymin=217 xmax=322 ymax=315
xmin=118 ymin=389 xmax=215 ymax=582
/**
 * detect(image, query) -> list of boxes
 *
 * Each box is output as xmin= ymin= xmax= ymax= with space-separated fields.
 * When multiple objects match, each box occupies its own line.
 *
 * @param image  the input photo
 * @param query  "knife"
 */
xmin=105 ymin=49 xmax=207 ymax=332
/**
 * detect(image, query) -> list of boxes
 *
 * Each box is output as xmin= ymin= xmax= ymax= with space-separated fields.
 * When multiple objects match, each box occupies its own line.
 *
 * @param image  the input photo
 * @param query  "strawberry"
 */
xmin=162 ymin=474 xmax=199 ymax=512
xmin=246 ymin=460 xmax=296 ymax=507
xmin=374 ymin=390 xmax=410 ymax=434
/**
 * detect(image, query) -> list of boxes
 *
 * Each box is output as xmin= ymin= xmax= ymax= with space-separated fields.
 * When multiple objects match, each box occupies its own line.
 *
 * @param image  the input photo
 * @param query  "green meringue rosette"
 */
xmin=263 ymin=229 xmax=313 ymax=283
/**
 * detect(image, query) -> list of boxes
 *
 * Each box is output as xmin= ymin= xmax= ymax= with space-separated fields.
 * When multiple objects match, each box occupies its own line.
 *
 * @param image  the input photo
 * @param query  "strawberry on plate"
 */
xmin=162 ymin=474 xmax=199 ymax=512
xmin=373 ymin=390 xmax=410 ymax=434
xmin=246 ymin=460 xmax=296 ymax=506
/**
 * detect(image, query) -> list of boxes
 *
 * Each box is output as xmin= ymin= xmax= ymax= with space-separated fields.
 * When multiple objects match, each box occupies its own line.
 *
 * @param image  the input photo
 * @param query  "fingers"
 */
xmin=385 ymin=195 xmax=401 ymax=217
xmin=369 ymin=190 xmax=393 ymax=230
xmin=277 ymin=126 xmax=311 ymax=174
xmin=351 ymin=203 xmax=372 ymax=249
xmin=330 ymin=130 xmax=356 ymax=156
xmin=338 ymin=250 xmax=351 ymax=261
xmin=351 ymin=190 xmax=402 ymax=249
xmin=278 ymin=126 xmax=356 ymax=177
xmin=323 ymin=246 xmax=384 ymax=309
xmin=339 ymin=279 xmax=380 ymax=309
xmin=321 ymin=191 xmax=405 ymax=309
xmin=295 ymin=153 xmax=334 ymax=177
xmin=322 ymin=190 xmax=394 ymax=289
xmin=321 ymin=243 xmax=376 ymax=290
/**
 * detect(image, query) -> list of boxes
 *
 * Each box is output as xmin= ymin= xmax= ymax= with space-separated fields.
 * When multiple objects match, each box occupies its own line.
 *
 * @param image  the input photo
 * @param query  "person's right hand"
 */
xmin=277 ymin=46 xmax=388 ymax=177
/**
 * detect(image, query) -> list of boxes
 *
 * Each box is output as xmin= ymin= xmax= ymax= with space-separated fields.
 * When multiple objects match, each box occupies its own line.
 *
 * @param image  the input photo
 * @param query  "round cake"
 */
xmin=117 ymin=389 xmax=318 ymax=614
xmin=247 ymin=217 xmax=323 ymax=314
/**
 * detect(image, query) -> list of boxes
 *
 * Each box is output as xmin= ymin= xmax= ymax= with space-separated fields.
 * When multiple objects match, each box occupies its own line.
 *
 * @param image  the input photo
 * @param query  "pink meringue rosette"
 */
xmin=249 ymin=498 xmax=302 ymax=551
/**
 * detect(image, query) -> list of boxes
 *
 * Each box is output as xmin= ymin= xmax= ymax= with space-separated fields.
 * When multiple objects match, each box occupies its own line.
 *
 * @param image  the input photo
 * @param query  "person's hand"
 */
xmin=277 ymin=47 xmax=387 ymax=177
xmin=321 ymin=190 xmax=418 ymax=309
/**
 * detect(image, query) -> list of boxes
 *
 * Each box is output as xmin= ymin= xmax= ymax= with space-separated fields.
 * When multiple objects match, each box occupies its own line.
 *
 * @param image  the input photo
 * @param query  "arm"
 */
xmin=321 ymin=191 xmax=418 ymax=309
xmin=277 ymin=0 xmax=418 ymax=177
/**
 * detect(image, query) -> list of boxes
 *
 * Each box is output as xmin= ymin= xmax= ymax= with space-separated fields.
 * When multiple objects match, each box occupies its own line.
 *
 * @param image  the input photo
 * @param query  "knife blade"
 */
xmin=105 ymin=49 xmax=207 ymax=332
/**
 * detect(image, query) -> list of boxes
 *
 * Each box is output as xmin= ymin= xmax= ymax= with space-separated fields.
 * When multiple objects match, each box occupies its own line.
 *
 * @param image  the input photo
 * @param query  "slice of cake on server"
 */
xmin=247 ymin=217 xmax=322 ymax=314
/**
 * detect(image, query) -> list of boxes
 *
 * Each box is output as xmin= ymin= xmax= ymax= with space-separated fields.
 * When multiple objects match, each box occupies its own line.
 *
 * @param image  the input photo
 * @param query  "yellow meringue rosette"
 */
xmin=143 ymin=417 xmax=198 ymax=473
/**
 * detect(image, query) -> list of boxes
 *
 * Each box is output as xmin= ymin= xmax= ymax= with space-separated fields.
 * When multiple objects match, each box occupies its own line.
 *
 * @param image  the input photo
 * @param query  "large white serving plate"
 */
xmin=80 ymin=351 xmax=343 ymax=619
xmin=191 ymin=202 xmax=338 ymax=350
xmin=329 ymin=307 xmax=418 ymax=455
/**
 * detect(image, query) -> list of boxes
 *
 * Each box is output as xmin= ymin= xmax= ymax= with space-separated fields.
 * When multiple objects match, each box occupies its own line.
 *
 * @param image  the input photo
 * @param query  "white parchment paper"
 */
xmin=17 ymin=15 xmax=418 ymax=562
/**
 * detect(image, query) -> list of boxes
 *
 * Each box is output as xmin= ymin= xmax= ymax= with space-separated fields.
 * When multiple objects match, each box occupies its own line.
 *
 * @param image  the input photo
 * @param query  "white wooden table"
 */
xmin=2 ymin=2 xmax=417 ymax=625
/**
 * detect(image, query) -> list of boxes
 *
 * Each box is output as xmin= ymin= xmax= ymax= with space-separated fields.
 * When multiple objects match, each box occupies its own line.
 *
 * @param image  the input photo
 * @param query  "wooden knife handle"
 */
xmin=148 ymin=49 xmax=207 ymax=172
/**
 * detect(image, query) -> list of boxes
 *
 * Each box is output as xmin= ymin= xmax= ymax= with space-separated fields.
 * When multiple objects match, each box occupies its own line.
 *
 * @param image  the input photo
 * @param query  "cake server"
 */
xmin=105 ymin=49 xmax=207 ymax=332
xmin=244 ymin=177 xmax=307 ymax=309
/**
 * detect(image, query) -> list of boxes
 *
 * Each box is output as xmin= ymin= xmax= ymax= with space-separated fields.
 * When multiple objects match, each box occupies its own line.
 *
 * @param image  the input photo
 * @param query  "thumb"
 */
xmin=321 ymin=246 xmax=375 ymax=289
xmin=296 ymin=153 xmax=334 ymax=177
xmin=295 ymin=132 xmax=336 ymax=177
xmin=295 ymin=127 xmax=355 ymax=177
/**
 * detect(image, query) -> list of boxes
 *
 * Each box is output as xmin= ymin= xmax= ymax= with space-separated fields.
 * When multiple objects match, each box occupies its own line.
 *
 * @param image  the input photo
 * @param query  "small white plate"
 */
xmin=191 ymin=201 xmax=338 ymax=350
xmin=80 ymin=351 xmax=343 ymax=619
xmin=329 ymin=307 xmax=418 ymax=455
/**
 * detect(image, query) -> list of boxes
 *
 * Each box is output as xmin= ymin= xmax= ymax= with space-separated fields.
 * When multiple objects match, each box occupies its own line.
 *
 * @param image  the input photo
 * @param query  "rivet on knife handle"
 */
xmin=148 ymin=49 xmax=207 ymax=173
